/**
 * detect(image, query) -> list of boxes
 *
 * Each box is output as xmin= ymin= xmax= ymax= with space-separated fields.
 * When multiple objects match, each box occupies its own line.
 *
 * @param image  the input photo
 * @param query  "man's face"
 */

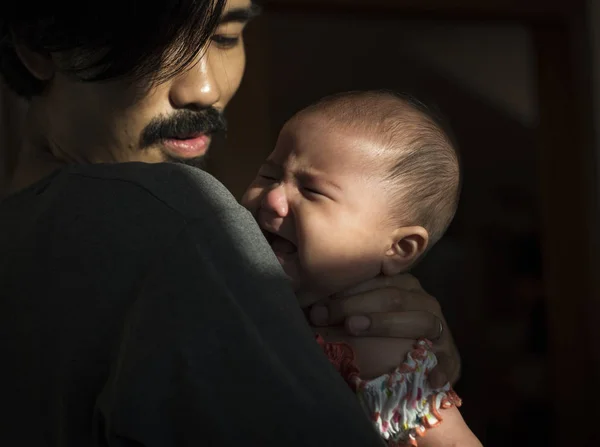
xmin=37 ymin=0 xmax=254 ymax=169
xmin=241 ymin=115 xmax=396 ymax=300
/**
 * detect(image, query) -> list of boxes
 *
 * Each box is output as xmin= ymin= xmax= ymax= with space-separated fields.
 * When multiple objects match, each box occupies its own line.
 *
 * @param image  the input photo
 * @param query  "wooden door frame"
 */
xmin=259 ymin=0 xmax=598 ymax=444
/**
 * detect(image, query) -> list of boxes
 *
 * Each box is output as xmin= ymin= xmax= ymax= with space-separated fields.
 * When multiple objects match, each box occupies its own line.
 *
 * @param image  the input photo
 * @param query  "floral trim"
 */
xmin=318 ymin=337 xmax=461 ymax=446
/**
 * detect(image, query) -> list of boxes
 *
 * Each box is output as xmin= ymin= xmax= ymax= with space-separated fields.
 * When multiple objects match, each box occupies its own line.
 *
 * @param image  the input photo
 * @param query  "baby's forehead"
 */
xmin=289 ymin=112 xmax=392 ymax=146
xmin=299 ymin=113 xmax=410 ymax=160
xmin=288 ymin=115 xmax=392 ymax=159
xmin=276 ymin=120 xmax=398 ymax=193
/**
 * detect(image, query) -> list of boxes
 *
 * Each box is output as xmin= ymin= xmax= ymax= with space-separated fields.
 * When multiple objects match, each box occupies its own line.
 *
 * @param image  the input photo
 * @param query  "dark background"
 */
xmin=1 ymin=0 xmax=598 ymax=445
xmin=207 ymin=1 xmax=600 ymax=445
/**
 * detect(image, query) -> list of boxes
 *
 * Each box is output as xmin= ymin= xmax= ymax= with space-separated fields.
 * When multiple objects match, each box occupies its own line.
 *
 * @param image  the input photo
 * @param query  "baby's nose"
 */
xmin=262 ymin=185 xmax=289 ymax=217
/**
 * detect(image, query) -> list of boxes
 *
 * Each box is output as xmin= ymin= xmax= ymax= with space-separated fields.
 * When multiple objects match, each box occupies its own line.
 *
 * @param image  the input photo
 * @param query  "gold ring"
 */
xmin=432 ymin=320 xmax=443 ymax=341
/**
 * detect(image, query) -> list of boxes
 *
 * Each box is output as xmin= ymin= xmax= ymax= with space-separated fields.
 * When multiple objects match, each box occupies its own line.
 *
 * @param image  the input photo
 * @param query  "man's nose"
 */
xmin=169 ymin=53 xmax=221 ymax=110
xmin=261 ymin=185 xmax=289 ymax=217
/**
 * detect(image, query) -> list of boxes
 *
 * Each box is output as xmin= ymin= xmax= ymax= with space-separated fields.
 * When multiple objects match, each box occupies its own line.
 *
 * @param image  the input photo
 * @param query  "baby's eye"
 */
xmin=303 ymin=187 xmax=324 ymax=197
xmin=259 ymin=174 xmax=278 ymax=181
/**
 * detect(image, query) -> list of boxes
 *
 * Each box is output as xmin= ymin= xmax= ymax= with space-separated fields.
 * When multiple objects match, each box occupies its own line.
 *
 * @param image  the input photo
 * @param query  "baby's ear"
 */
xmin=382 ymin=226 xmax=429 ymax=276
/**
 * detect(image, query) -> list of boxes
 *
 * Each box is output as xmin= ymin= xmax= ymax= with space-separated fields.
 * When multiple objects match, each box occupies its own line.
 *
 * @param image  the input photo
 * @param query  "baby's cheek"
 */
xmin=239 ymin=187 xmax=258 ymax=210
xmin=298 ymin=228 xmax=365 ymax=295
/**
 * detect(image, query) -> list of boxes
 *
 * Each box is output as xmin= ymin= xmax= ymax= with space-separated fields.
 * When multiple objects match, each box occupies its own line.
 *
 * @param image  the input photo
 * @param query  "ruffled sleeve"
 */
xmin=317 ymin=337 xmax=462 ymax=446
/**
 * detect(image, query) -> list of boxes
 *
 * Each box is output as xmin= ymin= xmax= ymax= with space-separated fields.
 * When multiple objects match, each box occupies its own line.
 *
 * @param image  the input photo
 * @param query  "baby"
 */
xmin=241 ymin=90 xmax=480 ymax=446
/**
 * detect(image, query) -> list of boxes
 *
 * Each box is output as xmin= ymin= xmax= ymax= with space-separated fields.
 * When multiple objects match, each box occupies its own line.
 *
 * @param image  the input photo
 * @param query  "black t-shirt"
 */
xmin=0 ymin=162 xmax=382 ymax=446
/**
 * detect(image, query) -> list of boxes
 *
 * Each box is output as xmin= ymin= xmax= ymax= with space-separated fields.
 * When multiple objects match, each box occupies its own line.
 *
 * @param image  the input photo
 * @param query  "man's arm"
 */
xmin=93 ymin=207 xmax=383 ymax=446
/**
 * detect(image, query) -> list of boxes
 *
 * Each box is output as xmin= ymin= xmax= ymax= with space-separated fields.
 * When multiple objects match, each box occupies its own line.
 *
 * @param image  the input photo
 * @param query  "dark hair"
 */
xmin=298 ymin=90 xmax=462 ymax=246
xmin=0 ymin=0 xmax=226 ymax=98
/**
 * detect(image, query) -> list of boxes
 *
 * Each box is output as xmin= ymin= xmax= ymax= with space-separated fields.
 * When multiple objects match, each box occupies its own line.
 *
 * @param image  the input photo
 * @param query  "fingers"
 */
xmin=310 ymin=287 xmax=399 ymax=325
xmin=329 ymin=288 xmax=405 ymax=324
xmin=310 ymin=272 xmax=462 ymax=389
xmin=310 ymin=287 xmax=440 ymax=326
xmin=384 ymin=273 xmax=423 ymax=292
xmin=345 ymin=311 xmax=442 ymax=338
xmin=432 ymin=332 xmax=462 ymax=385
xmin=332 ymin=273 xmax=423 ymax=298
xmin=428 ymin=314 xmax=461 ymax=385
xmin=296 ymin=290 xmax=323 ymax=309
xmin=340 ymin=310 xmax=460 ymax=385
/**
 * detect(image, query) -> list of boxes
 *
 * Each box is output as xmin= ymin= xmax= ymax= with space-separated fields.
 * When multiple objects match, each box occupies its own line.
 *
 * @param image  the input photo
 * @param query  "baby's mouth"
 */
xmin=263 ymin=230 xmax=298 ymax=256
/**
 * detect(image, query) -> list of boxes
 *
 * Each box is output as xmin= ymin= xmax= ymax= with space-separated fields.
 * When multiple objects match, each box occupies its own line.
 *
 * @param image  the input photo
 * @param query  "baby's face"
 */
xmin=242 ymin=115 xmax=397 ymax=300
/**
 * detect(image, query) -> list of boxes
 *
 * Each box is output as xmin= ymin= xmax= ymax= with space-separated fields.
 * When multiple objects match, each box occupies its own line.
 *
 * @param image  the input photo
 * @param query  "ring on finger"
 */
xmin=431 ymin=319 xmax=444 ymax=342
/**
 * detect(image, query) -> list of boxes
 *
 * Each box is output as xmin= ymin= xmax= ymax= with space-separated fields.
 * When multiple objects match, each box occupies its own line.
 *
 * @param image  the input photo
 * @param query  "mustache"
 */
xmin=140 ymin=108 xmax=227 ymax=149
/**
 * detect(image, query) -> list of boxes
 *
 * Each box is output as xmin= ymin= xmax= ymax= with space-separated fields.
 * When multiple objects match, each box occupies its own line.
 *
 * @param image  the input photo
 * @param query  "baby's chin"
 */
xmin=290 ymin=272 xmax=327 ymax=308
xmin=294 ymin=279 xmax=343 ymax=308
xmin=300 ymin=274 xmax=377 ymax=305
xmin=280 ymin=259 xmax=351 ymax=307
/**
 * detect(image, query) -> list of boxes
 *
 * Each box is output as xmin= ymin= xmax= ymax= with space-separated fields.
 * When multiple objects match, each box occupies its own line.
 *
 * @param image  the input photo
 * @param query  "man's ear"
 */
xmin=382 ymin=226 xmax=429 ymax=276
xmin=13 ymin=35 xmax=54 ymax=81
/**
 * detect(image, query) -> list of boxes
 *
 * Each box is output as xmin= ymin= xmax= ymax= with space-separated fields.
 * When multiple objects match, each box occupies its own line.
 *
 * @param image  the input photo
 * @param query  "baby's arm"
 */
xmin=318 ymin=330 xmax=481 ymax=446
xmin=418 ymin=406 xmax=482 ymax=447
xmin=316 ymin=327 xmax=415 ymax=379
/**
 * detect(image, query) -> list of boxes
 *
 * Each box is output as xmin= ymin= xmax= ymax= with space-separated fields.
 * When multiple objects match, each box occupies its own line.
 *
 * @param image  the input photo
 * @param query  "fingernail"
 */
xmin=348 ymin=315 xmax=371 ymax=333
xmin=310 ymin=305 xmax=329 ymax=326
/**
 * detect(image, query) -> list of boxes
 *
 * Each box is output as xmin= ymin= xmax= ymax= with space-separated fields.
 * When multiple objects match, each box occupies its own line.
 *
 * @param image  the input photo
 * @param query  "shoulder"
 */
xmin=66 ymin=162 xmax=242 ymax=220
xmin=40 ymin=162 xmax=262 ymax=257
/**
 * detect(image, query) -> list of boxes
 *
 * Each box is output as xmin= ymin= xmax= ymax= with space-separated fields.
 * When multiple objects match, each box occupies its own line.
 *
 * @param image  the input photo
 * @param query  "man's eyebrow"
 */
xmin=220 ymin=4 xmax=262 ymax=24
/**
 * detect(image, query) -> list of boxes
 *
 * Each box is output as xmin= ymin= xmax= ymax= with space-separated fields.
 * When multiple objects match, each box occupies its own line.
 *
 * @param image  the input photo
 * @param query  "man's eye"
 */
xmin=211 ymin=35 xmax=241 ymax=49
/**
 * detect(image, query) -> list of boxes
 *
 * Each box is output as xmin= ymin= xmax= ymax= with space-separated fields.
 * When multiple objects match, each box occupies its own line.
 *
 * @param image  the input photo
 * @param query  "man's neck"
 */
xmin=0 ymin=84 xmax=28 ymax=199
xmin=5 ymin=150 xmax=64 ymax=197
xmin=2 ymin=100 xmax=68 ymax=198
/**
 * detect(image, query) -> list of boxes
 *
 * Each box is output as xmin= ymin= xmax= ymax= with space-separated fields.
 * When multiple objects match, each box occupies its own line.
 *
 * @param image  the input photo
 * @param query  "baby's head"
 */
xmin=242 ymin=90 xmax=460 ymax=302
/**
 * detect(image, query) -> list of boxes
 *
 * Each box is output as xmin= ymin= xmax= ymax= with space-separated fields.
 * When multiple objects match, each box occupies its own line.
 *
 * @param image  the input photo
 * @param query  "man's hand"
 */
xmin=308 ymin=274 xmax=460 ymax=387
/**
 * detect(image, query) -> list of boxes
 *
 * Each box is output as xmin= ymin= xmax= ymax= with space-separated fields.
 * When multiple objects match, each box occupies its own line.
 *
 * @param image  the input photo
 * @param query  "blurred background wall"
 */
xmin=207 ymin=1 xmax=600 ymax=445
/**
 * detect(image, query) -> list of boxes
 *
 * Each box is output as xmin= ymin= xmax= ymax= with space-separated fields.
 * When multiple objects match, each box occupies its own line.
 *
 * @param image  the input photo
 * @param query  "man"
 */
xmin=0 ymin=0 xmax=460 ymax=445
